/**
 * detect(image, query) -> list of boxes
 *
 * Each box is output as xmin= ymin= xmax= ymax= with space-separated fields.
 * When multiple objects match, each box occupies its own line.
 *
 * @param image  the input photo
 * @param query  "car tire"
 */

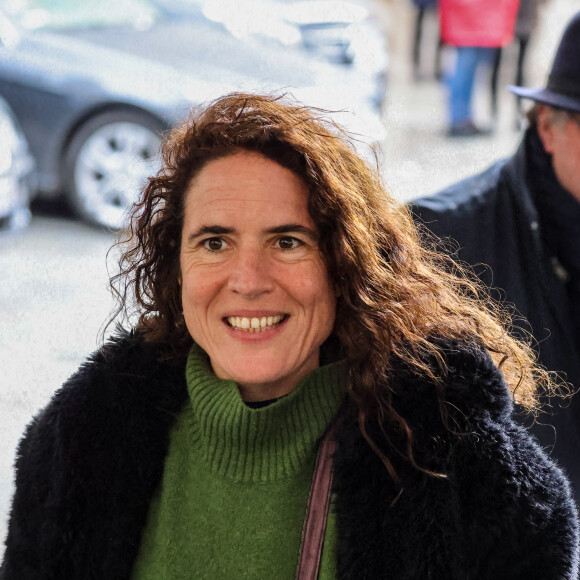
xmin=63 ymin=110 xmax=165 ymax=229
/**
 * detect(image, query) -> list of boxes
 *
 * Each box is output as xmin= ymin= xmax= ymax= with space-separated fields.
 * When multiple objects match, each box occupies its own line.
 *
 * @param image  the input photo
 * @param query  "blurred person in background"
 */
xmin=2 ymin=93 xmax=579 ymax=579
xmin=440 ymin=0 xmax=520 ymax=136
xmin=413 ymin=12 xmax=580 ymax=504
xmin=490 ymin=0 xmax=547 ymax=126
xmin=410 ymin=0 xmax=439 ymax=81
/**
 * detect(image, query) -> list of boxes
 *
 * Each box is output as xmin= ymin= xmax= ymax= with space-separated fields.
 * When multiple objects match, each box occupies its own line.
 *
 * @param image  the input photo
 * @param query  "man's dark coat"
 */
xmin=1 ymin=332 xmax=578 ymax=579
xmin=412 ymin=129 xmax=580 ymax=502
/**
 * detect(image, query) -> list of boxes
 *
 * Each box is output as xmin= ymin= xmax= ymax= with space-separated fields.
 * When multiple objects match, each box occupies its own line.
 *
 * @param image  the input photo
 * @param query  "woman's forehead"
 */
xmin=183 ymin=151 xmax=311 ymax=220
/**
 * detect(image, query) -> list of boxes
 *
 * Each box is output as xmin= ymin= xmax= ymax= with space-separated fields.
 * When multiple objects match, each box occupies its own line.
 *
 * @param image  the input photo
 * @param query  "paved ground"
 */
xmin=1 ymin=0 xmax=578 ymax=554
xmin=0 ymin=216 xmax=116 ymax=548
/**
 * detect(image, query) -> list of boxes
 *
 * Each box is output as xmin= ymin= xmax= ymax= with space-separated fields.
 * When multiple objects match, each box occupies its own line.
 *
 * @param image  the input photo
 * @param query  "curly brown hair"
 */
xmin=111 ymin=92 xmax=553 ymax=481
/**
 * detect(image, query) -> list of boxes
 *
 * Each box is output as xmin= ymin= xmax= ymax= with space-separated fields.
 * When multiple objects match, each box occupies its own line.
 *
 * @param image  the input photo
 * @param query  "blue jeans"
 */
xmin=448 ymin=46 xmax=495 ymax=127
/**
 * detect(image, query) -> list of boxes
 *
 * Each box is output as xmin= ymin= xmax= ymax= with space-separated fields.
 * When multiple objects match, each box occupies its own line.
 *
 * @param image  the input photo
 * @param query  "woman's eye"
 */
xmin=202 ymin=237 xmax=227 ymax=252
xmin=276 ymin=236 xmax=302 ymax=250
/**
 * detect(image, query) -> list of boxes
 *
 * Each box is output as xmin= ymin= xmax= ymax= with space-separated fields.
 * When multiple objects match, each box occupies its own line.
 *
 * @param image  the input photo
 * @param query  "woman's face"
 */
xmin=180 ymin=151 xmax=337 ymax=401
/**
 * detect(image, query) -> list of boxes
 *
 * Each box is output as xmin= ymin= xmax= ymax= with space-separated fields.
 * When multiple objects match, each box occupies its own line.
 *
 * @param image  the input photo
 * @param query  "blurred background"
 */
xmin=0 ymin=0 xmax=578 ymax=552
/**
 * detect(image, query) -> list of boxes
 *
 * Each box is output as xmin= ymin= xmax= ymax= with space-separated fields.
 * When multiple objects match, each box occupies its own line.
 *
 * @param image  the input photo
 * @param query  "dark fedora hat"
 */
xmin=510 ymin=11 xmax=580 ymax=113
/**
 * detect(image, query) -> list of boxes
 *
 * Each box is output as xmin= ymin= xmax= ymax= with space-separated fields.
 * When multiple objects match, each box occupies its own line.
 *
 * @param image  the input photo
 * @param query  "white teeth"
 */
xmin=226 ymin=314 xmax=284 ymax=331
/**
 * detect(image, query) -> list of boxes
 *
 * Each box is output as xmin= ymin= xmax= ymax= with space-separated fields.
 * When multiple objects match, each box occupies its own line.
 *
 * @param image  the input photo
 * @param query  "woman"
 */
xmin=2 ymin=93 xmax=578 ymax=579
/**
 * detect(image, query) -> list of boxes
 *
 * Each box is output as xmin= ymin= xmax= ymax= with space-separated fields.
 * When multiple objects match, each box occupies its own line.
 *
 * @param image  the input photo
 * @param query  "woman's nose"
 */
xmin=227 ymin=247 xmax=274 ymax=297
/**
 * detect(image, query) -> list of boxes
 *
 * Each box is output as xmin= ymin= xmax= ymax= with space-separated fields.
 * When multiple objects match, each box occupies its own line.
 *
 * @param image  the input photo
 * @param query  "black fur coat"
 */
xmin=2 ymin=332 xmax=579 ymax=579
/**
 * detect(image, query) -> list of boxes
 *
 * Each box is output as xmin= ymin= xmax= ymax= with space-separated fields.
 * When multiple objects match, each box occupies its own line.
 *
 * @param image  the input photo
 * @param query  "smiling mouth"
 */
xmin=225 ymin=314 xmax=287 ymax=332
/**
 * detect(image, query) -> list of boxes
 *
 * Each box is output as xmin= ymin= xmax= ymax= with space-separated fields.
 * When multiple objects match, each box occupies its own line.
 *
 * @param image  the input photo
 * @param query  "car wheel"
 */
xmin=63 ymin=110 xmax=165 ymax=229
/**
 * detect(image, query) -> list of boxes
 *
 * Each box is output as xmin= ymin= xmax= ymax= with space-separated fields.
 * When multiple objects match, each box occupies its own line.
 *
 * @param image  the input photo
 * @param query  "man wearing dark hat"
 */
xmin=412 ymin=12 xmax=580 ymax=502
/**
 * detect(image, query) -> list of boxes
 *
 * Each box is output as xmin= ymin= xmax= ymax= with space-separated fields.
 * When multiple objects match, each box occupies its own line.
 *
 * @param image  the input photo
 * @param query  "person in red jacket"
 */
xmin=440 ymin=0 xmax=520 ymax=136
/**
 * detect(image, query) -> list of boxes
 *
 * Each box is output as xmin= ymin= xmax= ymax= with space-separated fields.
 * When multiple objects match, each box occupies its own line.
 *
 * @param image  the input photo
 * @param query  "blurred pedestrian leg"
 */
xmin=490 ymin=38 xmax=531 ymax=129
xmin=448 ymin=46 xmax=495 ymax=135
xmin=490 ymin=0 xmax=544 ymax=128
xmin=412 ymin=5 xmax=427 ymax=79
xmin=490 ymin=47 xmax=502 ymax=125
xmin=411 ymin=0 xmax=438 ymax=80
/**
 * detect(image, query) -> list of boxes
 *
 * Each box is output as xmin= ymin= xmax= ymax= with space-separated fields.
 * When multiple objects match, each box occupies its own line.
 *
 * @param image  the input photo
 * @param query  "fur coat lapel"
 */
xmin=333 ymin=342 xmax=579 ymax=579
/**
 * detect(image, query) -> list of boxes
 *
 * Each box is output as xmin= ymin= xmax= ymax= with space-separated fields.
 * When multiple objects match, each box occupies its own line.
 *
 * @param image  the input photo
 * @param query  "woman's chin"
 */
xmin=216 ymin=361 xmax=295 ymax=400
xmin=232 ymin=371 xmax=288 ymax=396
xmin=209 ymin=348 xmax=319 ymax=400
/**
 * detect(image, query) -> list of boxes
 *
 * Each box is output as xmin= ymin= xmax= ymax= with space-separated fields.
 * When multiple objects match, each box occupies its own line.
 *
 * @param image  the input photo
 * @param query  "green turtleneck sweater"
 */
xmin=131 ymin=345 xmax=345 ymax=579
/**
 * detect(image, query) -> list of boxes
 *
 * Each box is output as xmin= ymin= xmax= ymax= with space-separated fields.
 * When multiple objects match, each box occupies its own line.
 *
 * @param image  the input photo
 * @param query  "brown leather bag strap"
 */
xmin=295 ymin=415 xmax=341 ymax=580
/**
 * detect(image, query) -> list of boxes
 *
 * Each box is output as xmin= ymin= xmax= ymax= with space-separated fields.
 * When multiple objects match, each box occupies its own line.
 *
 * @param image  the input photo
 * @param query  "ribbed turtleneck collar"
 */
xmin=184 ymin=344 xmax=345 ymax=483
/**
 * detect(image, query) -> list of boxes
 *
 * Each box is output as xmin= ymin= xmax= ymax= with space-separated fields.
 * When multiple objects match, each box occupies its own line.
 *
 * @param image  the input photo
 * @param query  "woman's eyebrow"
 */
xmin=267 ymin=224 xmax=318 ymax=240
xmin=186 ymin=225 xmax=234 ymax=244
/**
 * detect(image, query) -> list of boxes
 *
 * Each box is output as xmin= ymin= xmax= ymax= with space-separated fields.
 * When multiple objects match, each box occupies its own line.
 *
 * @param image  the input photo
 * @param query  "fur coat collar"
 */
xmin=2 ymin=332 xmax=578 ymax=579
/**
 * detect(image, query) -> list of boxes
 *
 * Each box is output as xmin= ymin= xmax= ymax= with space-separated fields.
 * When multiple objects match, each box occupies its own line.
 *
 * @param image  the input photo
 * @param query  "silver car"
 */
xmin=0 ymin=96 xmax=35 ymax=232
